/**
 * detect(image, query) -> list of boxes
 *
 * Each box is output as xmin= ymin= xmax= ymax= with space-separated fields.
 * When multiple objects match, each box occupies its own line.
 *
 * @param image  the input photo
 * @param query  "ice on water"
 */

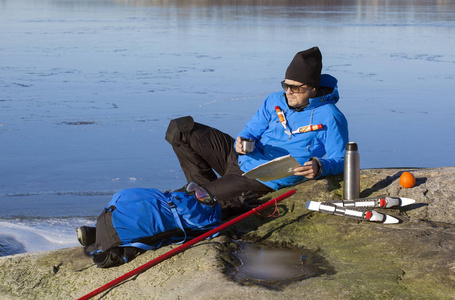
xmin=0 ymin=217 xmax=94 ymax=257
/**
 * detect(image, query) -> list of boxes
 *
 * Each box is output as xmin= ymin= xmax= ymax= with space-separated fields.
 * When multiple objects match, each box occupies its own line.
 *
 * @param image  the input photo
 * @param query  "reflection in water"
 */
xmin=114 ymin=0 xmax=452 ymax=9
xmin=39 ymin=0 xmax=455 ymax=23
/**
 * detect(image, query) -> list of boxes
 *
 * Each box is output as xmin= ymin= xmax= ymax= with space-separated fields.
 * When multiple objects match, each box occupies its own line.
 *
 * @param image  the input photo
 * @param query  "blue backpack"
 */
xmin=85 ymin=188 xmax=222 ymax=268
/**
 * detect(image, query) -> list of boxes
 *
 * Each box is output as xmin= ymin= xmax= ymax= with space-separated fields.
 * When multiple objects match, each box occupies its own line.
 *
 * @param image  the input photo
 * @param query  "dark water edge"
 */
xmin=0 ymin=216 xmax=94 ymax=257
xmin=0 ymin=235 xmax=26 ymax=257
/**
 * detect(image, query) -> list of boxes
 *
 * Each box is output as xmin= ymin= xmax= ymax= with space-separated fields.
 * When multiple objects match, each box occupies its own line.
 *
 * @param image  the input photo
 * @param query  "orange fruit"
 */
xmin=399 ymin=172 xmax=416 ymax=188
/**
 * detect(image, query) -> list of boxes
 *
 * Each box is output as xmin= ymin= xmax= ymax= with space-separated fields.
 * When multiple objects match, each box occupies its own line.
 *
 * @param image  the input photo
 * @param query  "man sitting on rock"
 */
xmin=76 ymin=47 xmax=349 ymax=247
xmin=166 ymin=46 xmax=349 ymax=218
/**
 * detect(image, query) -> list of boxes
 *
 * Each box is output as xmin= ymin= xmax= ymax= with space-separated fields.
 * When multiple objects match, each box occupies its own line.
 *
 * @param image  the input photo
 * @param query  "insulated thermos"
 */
xmin=343 ymin=142 xmax=360 ymax=200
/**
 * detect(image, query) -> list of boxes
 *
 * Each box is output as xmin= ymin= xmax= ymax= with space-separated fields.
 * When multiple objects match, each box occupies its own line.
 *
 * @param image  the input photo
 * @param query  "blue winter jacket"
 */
xmin=237 ymin=74 xmax=349 ymax=190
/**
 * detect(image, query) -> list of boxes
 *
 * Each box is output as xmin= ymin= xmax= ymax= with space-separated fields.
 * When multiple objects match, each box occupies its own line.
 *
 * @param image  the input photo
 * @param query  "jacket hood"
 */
xmin=286 ymin=74 xmax=339 ymax=111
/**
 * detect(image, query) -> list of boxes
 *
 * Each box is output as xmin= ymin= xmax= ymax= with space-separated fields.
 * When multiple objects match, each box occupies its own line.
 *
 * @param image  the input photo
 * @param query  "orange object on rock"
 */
xmin=399 ymin=172 xmax=416 ymax=188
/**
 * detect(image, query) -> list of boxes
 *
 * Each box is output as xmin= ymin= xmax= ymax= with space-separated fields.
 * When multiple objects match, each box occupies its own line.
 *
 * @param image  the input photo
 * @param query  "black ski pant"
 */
xmin=165 ymin=116 xmax=273 ymax=208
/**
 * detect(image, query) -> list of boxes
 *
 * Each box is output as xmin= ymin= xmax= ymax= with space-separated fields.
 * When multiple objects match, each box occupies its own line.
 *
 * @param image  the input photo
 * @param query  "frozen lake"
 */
xmin=1 ymin=0 xmax=454 ymax=254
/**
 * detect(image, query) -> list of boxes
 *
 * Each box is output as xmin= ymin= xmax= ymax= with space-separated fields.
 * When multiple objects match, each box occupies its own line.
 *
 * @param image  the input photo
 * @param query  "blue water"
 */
xmin=1 ymin=0 xmax=454 ymax=256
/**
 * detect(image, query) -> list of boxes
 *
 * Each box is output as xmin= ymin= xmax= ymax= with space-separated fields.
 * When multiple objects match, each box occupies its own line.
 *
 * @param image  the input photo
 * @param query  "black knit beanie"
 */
xmin=285 ymin=47 xmax=322 ymax=88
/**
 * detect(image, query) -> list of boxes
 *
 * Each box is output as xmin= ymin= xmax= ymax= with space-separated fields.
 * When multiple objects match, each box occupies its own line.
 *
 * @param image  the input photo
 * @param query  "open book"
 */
xmin=242 ymin=155 xmax=301 ymax=181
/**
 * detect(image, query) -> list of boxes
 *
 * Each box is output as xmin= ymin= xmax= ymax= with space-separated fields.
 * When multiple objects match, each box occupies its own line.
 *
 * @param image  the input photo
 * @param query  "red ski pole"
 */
xmin=78 ymin=189 xmax=296 ymax=300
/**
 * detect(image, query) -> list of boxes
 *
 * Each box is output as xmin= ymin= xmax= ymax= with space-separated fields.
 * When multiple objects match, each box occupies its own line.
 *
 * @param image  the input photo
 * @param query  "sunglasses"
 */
xmin=281 ymin=80 xmax=305 ymax=93
xmin=186 ymin=182 xmax=217 ymax=206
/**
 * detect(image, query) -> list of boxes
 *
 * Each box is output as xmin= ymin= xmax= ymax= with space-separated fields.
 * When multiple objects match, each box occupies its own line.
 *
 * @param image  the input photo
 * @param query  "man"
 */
xmin=166 ymin=47 xmax=349 ymax=216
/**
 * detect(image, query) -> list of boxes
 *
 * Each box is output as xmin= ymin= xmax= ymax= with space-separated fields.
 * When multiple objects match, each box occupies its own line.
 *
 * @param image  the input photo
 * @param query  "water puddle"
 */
xmin=226 ymin=241 xmax=335 ymax=289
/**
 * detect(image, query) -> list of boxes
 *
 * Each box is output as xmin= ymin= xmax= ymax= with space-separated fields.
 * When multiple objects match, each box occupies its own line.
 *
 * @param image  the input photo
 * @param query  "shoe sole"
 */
xmin=76 ymin=226 xmax=96 ymax=246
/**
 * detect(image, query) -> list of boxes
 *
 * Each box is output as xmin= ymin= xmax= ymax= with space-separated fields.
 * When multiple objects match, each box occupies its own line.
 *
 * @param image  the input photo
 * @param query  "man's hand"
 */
xmin=235 ymin=136 xmax=247 ymax=155
xmin=294 ymin=160 xmax=319 ymax=179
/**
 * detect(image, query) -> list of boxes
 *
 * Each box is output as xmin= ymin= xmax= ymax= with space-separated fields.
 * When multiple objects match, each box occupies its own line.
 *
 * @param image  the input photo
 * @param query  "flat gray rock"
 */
xmin=1 ymin=167 xmax=454 ymax=299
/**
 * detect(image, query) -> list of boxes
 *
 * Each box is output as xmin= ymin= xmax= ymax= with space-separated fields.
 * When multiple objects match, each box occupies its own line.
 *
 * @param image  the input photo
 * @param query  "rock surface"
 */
xmin=1 ymin=168 xmax=454 ymax=300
